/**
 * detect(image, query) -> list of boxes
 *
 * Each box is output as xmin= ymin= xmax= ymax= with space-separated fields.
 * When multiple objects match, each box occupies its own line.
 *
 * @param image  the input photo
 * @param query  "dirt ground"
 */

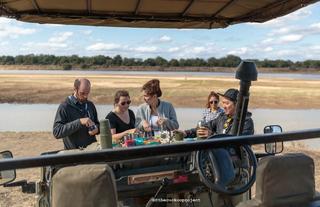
xmin=0 ymin=73 xmax=320 ymax=109
xmin=0 ymin=132 xmax=62 ymax=207
xmin=1 ymin=132 xmax=320 ymax=207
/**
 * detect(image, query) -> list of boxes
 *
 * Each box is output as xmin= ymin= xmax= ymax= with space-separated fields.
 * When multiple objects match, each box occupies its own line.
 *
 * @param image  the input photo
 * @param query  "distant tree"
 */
xmin=59 ymin=56 xmax=70 ymax=65
xmin=260 ymin=59 xmax=276 ymax=68
xmin=92 ymin=55 xmax=106 ymax=65
xmin=169 ymin=59 xmax=179 ymax=67
xmin=1 ymin=54 xmax=320 ymax=70
xmin=303 ymin=60 xmax=320 ymax=68
xmin=15 ymin=55 xmax=25 ymax=64
xmin=38 ymin=54 xmax=56 ymax=65
xmin=105 ymin=56 xmax=113 ymax=66
xmin=112 ymin=55 xmax=122 ymax=66
xmin=154 ymin=56 xmax=168 ymax=67
xmin=278 ymin=60 xmax=293 ymax=68
xmin=3 ymin=56 xmax=15 ymax=65
xmin=82 ymin=56 xmax=93 ymax=66
xmin=22 ymin=54 xmax=36 ymax=65
xmin=193 ymin=58 xmax=207 ymax=67
xmin=69 ymin=55 xmax=81 ymax=65
xmin=180 ymin=58 xmax=207 ymax=66
xmin=184 ymin=58 xmax=194 ymax=66
xmin=179 ymin=58 xmax=186 ymax=66
xmin=123 ymin=58 xmax=136 ymax=66
xmin=207 ymin=57 xmax=218 ymax=66
xmin=219 ymin=55 xmax=241 ymax=67
xmin=313 ymin=61 xmax=320 ymax=68
xmin=134 ymin=58 xmax=143 ymax=66
xmin=144 ymin=58 xmax=156 ymax=66
xmin=293 ymin=61 xmax=303 ymax=69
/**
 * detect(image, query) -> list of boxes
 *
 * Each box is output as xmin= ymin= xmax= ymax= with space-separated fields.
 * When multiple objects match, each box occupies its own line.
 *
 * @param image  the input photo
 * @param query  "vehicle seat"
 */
xmin=237 ymin=153 xmax=318 ymax=207
xmin=51 ymin=164 xmax=118 ymax=207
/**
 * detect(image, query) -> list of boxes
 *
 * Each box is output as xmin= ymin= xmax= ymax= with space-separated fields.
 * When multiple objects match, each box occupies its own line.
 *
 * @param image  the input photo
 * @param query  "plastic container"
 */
xmin=134 ymin=137 xmax=145 ymax=146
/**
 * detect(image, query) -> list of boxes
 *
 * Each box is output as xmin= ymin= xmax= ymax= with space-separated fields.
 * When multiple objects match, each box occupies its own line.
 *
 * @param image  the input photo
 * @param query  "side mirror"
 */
xmin=264 ymin=125 xmax=284 ymax=154
xmin=0 ymin=151 xmax=16 ymax=186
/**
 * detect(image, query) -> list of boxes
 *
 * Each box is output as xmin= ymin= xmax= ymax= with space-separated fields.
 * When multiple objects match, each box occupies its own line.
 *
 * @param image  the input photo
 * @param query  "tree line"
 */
xmin=0 ymin=54 xmax=319 ymax=70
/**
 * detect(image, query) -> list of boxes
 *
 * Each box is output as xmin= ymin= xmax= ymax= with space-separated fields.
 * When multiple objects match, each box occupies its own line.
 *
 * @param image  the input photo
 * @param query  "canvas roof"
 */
xmin=0 ymin=0 xmax=319 ymax=29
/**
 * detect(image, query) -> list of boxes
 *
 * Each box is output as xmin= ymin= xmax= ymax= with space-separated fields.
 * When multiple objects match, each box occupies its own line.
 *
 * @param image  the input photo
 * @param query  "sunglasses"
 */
xmin=210 ymin=100 xmax=218 ymax=104
xmin=120 ymin=100 xmax=131 ymax=106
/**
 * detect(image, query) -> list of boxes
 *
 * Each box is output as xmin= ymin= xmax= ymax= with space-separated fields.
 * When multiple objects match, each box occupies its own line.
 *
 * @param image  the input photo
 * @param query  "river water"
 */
xmin=1 ymin=103 xmax=319 ymax=149
xmin=1 ymin=69 xmax=320 ymax=80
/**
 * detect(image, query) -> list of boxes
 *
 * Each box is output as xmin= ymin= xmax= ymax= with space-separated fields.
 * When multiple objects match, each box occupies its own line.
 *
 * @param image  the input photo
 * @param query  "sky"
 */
xmin=0 ymin=3 xmax=319 ymax=61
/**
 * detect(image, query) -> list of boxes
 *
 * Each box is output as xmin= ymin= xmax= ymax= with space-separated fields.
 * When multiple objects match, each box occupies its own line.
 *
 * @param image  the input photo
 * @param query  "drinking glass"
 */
xmin=197 ymin=120 xmax=207 ymax=139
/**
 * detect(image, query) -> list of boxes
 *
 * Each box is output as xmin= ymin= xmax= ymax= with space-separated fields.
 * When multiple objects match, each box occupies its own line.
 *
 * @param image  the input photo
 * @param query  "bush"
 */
xmin=80 ymin=64 xmax=90 ymax=69
xmin=62 ymin=64 xmax=72 ymax=70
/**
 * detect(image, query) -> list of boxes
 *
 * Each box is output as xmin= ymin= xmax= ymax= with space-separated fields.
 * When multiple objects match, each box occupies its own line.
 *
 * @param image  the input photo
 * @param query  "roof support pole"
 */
xmin=182 ymin=0 xmax=195 ymax=16
xmin=211 ymin=0 xmax=237 ymax=17
xmin=134 ymin=0 xmax=142 ymax=15
xmin=86 ymin=0 xmax=92 ymax=14
xmin=236 ymin=0 xmax=289 ymax=21
xmin=31 ymin=0 xmax=41 ymax=13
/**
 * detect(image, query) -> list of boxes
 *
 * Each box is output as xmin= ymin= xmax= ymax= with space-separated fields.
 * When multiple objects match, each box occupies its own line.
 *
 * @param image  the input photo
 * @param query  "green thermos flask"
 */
xmin=100 ymin=119 xmax=112 ymax=149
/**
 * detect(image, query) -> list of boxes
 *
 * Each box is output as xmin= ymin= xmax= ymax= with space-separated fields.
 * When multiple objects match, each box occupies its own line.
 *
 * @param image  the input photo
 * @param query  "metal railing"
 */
xmin=1 ymin=128 xmax=320 ymax=171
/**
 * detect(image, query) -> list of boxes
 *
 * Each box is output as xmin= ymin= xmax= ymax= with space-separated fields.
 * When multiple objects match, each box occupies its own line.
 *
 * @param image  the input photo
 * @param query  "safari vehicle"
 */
xmin=1 ymin=0 xmax=320 ymax=207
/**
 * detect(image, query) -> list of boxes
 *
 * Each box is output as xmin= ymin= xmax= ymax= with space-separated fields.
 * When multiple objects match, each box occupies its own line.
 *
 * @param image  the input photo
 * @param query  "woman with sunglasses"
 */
xmin=136 ymin=79 xmax=179 ymax=133
xmin=202 ymin=91 xmax=223 ymax=123
xmin=106 ymin=90 xmax=136 ymax=143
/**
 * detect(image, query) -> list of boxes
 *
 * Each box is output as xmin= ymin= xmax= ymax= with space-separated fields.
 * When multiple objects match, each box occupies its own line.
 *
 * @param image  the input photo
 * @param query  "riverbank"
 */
xmin=0 ymin=131 xmax=320 ymax=207
xmin=0 ymin=72 xmax=320 ymax=109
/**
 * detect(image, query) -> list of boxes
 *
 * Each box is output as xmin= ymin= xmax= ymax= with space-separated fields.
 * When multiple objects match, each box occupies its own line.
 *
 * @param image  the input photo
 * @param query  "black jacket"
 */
xmin=186 ymin=112 xmax=254 ymax=138
xmin=53 ymin=96 xmax=100 ymax=149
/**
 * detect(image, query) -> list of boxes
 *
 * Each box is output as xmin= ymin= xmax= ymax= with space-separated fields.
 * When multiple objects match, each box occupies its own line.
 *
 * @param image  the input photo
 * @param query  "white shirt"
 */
xmin=150 ymin=115 xmax=159 ymax=128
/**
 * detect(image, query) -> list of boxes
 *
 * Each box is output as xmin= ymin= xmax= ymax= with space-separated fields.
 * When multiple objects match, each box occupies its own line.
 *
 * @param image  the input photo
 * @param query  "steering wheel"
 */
xmin=195 ymin=134 xmax=257 ymax=195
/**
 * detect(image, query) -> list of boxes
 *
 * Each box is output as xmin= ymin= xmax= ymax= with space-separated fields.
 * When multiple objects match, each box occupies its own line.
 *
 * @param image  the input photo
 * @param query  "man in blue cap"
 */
xmin=182 ymin=88 xmax=254 ymax=138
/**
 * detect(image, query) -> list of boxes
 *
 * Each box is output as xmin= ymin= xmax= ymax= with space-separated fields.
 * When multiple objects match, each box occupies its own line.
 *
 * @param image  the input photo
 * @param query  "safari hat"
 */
xmin=218 ymin=88 xmax=239 ymax=103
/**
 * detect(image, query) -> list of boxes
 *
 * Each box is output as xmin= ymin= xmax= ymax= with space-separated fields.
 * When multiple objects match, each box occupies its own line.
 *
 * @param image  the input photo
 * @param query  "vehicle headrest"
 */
xmin=52 ymin=164 xmax=118 ymax=207
xmin=255 ymin=153 xmax=315 ymax=206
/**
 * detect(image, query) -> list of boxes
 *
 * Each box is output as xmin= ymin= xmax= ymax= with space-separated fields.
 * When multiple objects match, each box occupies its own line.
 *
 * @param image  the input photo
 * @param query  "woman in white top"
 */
xmin=135 ymin=79 xmax=179 ymax=132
